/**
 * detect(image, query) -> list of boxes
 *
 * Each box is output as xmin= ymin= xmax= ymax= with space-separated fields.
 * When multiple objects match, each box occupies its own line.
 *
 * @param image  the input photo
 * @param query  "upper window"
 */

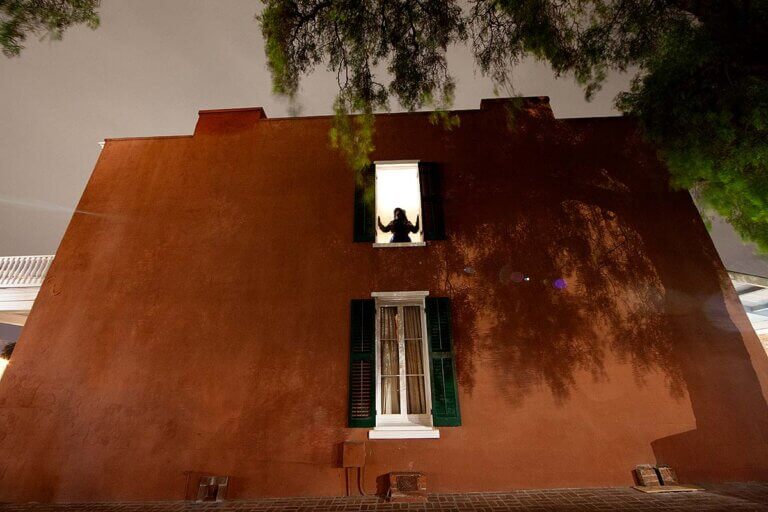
xmin=353 ymin=161 xmax=445 ymax=245
xmin=375 ymin=162 xmax=423 ymax=245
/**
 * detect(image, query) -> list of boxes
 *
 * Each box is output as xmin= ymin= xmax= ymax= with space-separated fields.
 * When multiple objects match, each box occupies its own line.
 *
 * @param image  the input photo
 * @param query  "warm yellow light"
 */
xmin=375 ymin=162 xmax=423 ymax=243
xmin=0 ymin=358 xmax=8 ymax=381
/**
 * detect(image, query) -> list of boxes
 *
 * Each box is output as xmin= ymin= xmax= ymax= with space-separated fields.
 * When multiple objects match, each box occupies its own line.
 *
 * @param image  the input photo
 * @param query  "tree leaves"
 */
xmin=617 ymin=6 xmax=768 ymax=252
xmin=1 ymin=341 xmax=15 ymax=360
xmin=259 ymin=0 xmax=465 ymax=167
xmin=1 ymin=0 xmax=100 ymax=57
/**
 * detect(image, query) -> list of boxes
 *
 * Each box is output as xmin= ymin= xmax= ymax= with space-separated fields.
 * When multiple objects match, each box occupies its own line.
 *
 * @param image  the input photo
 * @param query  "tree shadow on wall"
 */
xmin=433 ymin=195 xmax=683 ymax=406
xmin=430 ymin=111 xmax=768 ymax=479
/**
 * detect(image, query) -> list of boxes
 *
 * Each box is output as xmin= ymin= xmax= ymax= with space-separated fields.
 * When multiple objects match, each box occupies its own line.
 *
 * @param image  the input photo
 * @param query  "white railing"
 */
xmin=0 ymin=255 xmax=54 ymax=288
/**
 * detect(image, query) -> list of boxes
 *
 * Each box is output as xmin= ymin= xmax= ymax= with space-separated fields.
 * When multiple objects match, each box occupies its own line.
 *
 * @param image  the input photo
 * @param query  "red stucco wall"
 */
xmin=1 ymin=98 xmax=767 ymax=502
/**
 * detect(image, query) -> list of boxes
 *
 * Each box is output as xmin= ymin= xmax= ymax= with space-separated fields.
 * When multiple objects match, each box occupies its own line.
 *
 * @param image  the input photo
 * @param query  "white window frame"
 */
xmin=372 ymin=161 xmax=426 ymax=248
xmin=369 ymin=291 xmax=439 ymax=439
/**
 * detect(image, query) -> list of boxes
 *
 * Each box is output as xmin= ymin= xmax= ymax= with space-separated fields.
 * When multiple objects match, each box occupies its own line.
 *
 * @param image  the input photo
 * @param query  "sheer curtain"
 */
xmin=404 ymin=306 xmax=427 ymax=414
xmin=380 ymin=307 xmax=400 ymax=414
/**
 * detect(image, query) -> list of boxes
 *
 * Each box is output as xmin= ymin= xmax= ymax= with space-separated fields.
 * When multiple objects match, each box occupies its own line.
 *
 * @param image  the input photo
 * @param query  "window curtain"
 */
xmin=404 ymin=306 xmax=427 ymax=414
xmin=380 ymin=307 xmax=400 ymax=414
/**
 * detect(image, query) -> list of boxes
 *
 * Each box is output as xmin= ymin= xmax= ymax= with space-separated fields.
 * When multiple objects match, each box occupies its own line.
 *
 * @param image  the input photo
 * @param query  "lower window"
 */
xmin=376 ymin=301 xmax=432 ymax=428
xmin=347 ymin=294 xmax=460 ymax=438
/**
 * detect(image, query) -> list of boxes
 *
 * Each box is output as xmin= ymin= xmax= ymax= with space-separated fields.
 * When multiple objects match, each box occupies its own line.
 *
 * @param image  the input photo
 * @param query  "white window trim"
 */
xmin=369 ymin=291 xmax=438 ymax=440
xmin=369 ymin=427 xmax=440 ymax=439
xmin=371 ymin=291 xmax=429 ymax=299
xmin=372 ymin=241 xmax=426 ymax=248
xmin=373 ymin=161 xmax=424 ymax=248
xmin=373 ymin=159 xmax=420 ymax=166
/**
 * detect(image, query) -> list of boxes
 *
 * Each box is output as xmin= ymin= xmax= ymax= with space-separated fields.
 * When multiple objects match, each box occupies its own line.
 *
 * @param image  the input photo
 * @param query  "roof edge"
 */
xmin=103 ymin=134 xmax=194 ymax=143
xmin=100 ymin=98 xmax=627 ymax=142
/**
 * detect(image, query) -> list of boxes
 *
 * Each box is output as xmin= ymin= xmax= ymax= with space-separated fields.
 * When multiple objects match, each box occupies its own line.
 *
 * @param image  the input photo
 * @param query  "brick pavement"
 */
xmin=1 ymin=483 xmax=767 ymax=512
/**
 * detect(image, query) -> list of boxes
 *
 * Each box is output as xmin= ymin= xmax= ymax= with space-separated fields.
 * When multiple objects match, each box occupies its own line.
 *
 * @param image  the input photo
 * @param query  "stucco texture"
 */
xmin=1 ymin=99 xmax=767 ymax=502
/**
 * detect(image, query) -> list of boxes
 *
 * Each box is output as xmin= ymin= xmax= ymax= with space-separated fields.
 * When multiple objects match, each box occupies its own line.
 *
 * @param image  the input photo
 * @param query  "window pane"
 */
xmin=380 ymin=306 xmax=398 ymax=340
xmin=382 ymin=376 xmax=401 ymax=414
xmin=403 ymin=306 xmax=422 ymax=339
xmin=405 ymin=339 xmax=424 ymax=375
xmin=375 ymin=163 xmax=423 ymax=244
xmin=404 ymin=307 xmax=424 ymax=376
xmin=381 ymin=339 xmax=399 ymax=375
xmin=406 ymin=376 xmax=427 ymax=414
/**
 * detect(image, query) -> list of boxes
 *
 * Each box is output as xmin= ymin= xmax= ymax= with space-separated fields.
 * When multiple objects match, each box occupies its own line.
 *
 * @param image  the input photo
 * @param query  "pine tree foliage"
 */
xmin=260 ymin=0 xmax=768 ymax=251
xmin=1 ymin=0 xmax=100 ymax=57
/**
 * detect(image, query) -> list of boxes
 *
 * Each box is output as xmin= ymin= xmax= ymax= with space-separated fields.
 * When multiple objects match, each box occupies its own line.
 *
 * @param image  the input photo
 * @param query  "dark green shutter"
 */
xmin=349 ymin=299 xmax=376 ymax=427
xmin=426 ymin=297 xmax=461 ymax=426
xmin=353 ymin=165 xmax=375 ymax=242
xmin=419 ymin=162 xmax=446 ymax=240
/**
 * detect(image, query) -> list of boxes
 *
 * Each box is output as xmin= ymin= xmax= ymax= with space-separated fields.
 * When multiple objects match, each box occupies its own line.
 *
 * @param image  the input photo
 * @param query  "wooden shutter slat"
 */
xmin=419 ymin=162 xmax=446 ymax=241
xmin=426 ymin=297 xmax=461 ymax=426
xmin=353 ymin=165 xmax=375 ymax=242
xmin=349 ymin=299 xmax=376 ymax=427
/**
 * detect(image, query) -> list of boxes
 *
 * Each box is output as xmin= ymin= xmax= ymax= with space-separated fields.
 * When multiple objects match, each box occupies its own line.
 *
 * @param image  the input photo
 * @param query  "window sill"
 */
xmin=368 ymin=428 xmax=440 ymax=439
xmin=372 ymin=242 xmax=426 ymax=248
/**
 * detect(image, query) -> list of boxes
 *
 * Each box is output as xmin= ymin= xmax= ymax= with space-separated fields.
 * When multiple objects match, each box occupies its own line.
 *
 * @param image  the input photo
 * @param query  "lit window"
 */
xmin=375 ymin=162 xmax=423 ymax=245
xmin=353 ymin=161 xmax=445 ymax=244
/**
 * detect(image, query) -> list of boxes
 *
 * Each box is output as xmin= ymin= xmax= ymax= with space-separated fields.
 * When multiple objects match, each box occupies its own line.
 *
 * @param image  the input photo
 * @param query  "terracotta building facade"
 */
xmin=1 ymin=98 xmax=767 ymax=502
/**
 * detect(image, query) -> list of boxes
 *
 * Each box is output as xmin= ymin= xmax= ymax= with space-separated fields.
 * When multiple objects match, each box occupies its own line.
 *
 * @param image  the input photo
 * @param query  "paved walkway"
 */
xmin=1 ymin=483 xmax=768 ymax=512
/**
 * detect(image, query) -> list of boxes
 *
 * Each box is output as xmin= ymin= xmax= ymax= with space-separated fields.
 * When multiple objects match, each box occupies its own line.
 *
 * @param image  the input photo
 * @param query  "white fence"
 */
xmin=0 ymin=255 xmax=54 ymax=288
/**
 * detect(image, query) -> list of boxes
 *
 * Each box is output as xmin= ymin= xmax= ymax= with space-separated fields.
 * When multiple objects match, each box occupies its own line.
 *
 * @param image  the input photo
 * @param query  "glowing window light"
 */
xmin=375 ymin=162 xmax=423 ymax=244
xmin=0 ymin=358 xmax=8 ymax=381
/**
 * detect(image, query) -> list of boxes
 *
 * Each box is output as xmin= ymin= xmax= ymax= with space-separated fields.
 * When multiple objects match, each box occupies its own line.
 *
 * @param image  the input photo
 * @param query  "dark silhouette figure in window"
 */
xmin=378 ymin=208 xmax=420 ymax=243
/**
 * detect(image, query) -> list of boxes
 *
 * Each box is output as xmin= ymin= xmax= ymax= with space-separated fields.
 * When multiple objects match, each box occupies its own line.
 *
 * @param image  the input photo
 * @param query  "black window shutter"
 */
xmin=419 ymin=162 xmax=446 ymax=241
xmin=353 ymin=165 xmax=376 ymax=242
xmin=349 ymin=299 xmax=376 ymax=427
xmin=426 ymin=297 xmax=461 ymax=426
